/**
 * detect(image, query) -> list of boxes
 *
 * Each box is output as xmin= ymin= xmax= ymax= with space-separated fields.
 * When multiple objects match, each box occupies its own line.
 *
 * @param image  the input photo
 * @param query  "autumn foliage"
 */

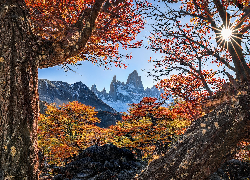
xmin=144 ymin=1 xmax=250 ymax=166
xmin=24 ymin=0 xmax=145 ymax=69
xmin=0 ymin=0 xmax=148 ymax=178
xmin=36 ymin=0 xmax=250 ymax=171
xmin=38 ymin=96 xmax=249 ymax=169
xmin=5 ymin=0 xmax=250 ymax=179
xmin=108 ymin=97 xmax=191 ymax=161
xmin=38 ymin=98 xmax=192 ymax=167
xmin=38 ymin=101 xmax=106 ymax=166
xmin=146 ymin=0 xmax=250 ymax=122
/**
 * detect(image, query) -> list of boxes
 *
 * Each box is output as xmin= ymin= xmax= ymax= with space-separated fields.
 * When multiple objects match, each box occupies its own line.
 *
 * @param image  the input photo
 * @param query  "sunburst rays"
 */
xmin=215 ymin=18 xmax=242 ymax=51
xmin=213 ymin=5 xmax=245 ymax=62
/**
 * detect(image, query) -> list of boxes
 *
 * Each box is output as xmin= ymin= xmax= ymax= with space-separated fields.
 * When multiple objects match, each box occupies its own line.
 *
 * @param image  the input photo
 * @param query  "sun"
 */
xmin=221 ymin=28 xmax=232 ymax=41
xmin=215 ymin=23 xmax=240 ymax=51
xmin=213 ymin=6 xmax=243 ymax=55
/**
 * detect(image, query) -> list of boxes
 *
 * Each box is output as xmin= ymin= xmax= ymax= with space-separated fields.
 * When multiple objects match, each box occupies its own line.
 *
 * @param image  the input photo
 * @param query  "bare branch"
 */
xmin=213 ymin=0 xmax=230 ymax=27
xmin=233 ymin=7 xmax=250 ymax=33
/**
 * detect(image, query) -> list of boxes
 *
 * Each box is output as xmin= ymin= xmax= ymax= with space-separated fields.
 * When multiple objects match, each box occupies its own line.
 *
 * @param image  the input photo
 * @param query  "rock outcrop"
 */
xmin=209 ymin=159 xmax=250 ymax=180
xmin=39 ymin=144 xmax=146 ymax=180
xmin=126 ymin=70 xmax=144 ymax=90
xmin=38 ymin=145 xmax=250 ymax=180
xmin=109 ymin=75 xmax=118 ymax=101
xmin=39 ymin=79 xmax=116 ymax=113
xmin=136 ymin=91 xmax=250 ymax=179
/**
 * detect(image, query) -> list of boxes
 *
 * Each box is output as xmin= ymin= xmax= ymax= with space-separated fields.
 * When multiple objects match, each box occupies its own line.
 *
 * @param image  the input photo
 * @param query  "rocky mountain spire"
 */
xmin=101 ymin=87 xmax=107 ymax=94
xmin=109 ymin=75 xmax=117 ymax=100
xmin=126 ymin=70 xmax=144 ymax=89
xmin=38 ymin=79 xmax=116 ymax=113
xmin=91 ymin=84 xmax=98 ymax=94
xmin=91 ymin=70 xmax=170 ymax=112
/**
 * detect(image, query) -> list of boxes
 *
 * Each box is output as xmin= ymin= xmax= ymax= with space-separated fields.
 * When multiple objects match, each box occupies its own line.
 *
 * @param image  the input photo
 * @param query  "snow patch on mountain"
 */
xmin=38 ymin=79 xmax=117 ymax=113
xmin=91 ymin=70 xmax=172 ymax=113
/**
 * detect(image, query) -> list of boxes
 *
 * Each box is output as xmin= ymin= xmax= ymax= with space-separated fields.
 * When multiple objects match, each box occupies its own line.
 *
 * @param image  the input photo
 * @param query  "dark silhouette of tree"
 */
xmin=0 ymin=0 xmax=144 ymax=179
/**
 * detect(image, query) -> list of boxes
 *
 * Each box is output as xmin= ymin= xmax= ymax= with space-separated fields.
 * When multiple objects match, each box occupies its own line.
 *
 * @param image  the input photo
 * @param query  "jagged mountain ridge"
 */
xmin=38 ymin=70 xmax=171 ymax=127
xmin=91 ymin=70 xmax=169 ymax=112
xmin=39 ymin=79 xmax=116 ymax=113
xmin=38 ymin=79 xmax=121 ymax=128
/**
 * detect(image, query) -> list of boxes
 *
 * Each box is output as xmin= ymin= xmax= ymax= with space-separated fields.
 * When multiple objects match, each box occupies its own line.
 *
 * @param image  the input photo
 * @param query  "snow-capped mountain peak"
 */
xmin=91 ymin=70 xmax=165 ymax=112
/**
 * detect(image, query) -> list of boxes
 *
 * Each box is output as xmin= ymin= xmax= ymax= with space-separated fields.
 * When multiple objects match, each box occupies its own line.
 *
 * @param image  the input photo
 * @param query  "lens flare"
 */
xmin=221 ymin=28 xmax=232 ymax=41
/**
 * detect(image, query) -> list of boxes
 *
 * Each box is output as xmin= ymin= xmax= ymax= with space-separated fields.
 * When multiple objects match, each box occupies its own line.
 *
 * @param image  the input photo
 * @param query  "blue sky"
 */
xmin=38 ymin=35 xmax=164 ymax=92
xmin=38 ymin=1 xmax=239 ymax=93
xmin=38 ymin=2 xmax=181 ymax=92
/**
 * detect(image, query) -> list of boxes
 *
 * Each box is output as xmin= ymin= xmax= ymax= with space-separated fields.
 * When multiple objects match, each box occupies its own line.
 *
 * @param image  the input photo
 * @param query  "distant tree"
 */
xmin=108 ymin=97 xmax=191 ymax=162
xmin=38 ymin=101 xmax=104 ymax=166
xmin=0 ymin=0 xmax=144 ymax=178
xmin=137 ymin=0 xmax=250 ymax=179
xmin=38 ymin=98 xmax=191 ymax=166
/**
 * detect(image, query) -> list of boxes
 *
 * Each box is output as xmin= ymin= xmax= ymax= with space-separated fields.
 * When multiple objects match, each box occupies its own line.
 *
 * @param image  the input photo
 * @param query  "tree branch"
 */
xmin=38 ymin=0 xmax=107 ymax=68
xmin=213 ymin=0 xmax=230 ymax=28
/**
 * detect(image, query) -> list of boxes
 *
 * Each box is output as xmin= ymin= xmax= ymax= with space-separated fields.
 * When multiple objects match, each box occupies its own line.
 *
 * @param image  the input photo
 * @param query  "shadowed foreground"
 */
xmin=136 ymin=91 xmax=250 ymax=180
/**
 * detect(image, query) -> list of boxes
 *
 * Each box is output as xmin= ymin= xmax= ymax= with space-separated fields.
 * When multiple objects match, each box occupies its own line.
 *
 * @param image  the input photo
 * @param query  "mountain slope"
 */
xmin=91 ymin=70 xmax=170 ymax=112
xmin=38 ymin=79 xmax=121 ymax=128
xmin=39 ymin=79 xmax=116 ymax=113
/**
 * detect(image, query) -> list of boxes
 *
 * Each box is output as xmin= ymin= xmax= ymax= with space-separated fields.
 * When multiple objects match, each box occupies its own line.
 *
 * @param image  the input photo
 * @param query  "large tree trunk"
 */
xmin=136 ymin=90 xmax=250 ymax=180
xmin=0 ymin=1 xmax=40 ymax=179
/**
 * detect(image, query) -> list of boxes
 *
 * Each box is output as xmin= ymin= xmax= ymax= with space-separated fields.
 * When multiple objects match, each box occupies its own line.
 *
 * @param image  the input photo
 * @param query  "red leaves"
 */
xmin=156 ymin=74 xmax=215 ymax=120
xmin=109 ymin=97 xmax=191 ymax=161
xmin=25 ymin=0 xmax=145 ymax=67
xmin=147 ymin=0 xmax=250 ymax=116
xmin=38 ymin=99 xmax=191 ymax=165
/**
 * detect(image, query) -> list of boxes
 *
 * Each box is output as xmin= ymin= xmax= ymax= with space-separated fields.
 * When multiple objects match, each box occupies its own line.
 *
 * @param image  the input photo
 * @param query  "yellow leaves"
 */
xmin=38 ymin=98 xmax=193 ymax=167
xmin=202 ymin=129 xmax=207 ymax=135
xmin=25 ymin=0 xmax=144 ymax=69
xmin=214 ymin=122 xmax=219 ymax=129
xmin=232 ymin=0 xmax=249 ymax=7
xmin=45 ymin=103 xmax=57 ymax=112
xmin=235 ymin=140 xmax=250 ymax=162
xmin=38 ymin=101 xmax=103 ymax=166
xmin=10 ymin=146 xmax=16 ymax=157
xmin=200 ymin=123 xmax=206 ymax=128
xmin=107 ymin=97 xmax=192 ymax=162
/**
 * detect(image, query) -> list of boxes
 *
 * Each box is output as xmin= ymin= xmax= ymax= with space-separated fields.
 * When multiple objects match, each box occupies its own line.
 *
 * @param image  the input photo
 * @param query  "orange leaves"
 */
xmin=38 ymin=99 xmax=193 ymax=166
xmin=235 ymin=140 xmax=250 ymax=162
xmin=147 ymin=0 xmax=250 ymax=115
xmin=38 ymin=101 xmax=102 ymax=166
xmin=156 ymin=68 xmax=232 ymax=120
xmin=158 ymin=74 xmax=207 ymax=99
xmin=108 ymin=97 xmax=191 ymax=161
xmin=25 ymin=0 xmax=94 ymax=24
xmin=25 ymin=0 xmax=144 ymax=68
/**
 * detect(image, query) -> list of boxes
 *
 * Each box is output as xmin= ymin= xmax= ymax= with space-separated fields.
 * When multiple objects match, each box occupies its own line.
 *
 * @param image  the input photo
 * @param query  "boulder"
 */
xmin=39 ymin=149 xmax=250 ymax=180
xmin=39 ymin=144 xmax=146 ymax=180
xmin=1 ymin=145 xmax=248 ymax=180
xmin=209 ymin=159 xmax=250 ymax=180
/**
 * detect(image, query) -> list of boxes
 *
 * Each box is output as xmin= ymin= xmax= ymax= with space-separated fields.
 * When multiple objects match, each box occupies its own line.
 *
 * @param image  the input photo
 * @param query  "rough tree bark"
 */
xmin=0 ymin=0 xmax=106 ymax=179
xmin=136 ymin=87 xmax=250 ymax=180
xmin=0 ymin=1 xmax=40 ymax=179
